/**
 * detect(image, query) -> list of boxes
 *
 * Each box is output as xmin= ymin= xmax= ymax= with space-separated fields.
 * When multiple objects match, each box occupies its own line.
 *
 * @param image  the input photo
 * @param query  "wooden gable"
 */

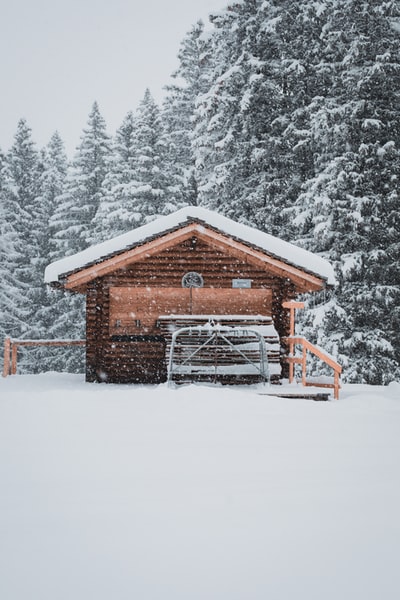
xmin=61 ymin=221 xmax=327 ymax=294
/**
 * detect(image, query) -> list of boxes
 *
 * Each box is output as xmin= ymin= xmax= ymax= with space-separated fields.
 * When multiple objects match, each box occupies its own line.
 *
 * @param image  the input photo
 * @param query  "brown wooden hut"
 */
xmin=45 ymin=207 xmax=336 ymax=385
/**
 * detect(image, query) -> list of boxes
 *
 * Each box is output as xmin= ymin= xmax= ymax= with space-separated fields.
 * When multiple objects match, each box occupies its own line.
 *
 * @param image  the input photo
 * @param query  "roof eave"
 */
xmin=56 ymin=221 xmax=329 ymax=294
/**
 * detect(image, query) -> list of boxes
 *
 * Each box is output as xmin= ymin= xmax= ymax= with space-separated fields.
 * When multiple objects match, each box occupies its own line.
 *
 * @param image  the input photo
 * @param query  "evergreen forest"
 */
xmin=1 ymin=0 xmax=400 ymax=383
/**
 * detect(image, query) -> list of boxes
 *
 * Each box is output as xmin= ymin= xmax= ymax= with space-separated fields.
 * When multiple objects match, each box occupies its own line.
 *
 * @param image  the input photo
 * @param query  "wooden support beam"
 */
xmin=334 ymin=371 xmax=340 ymax=401
xmin=302 ymin=345 xmax=307 ymax=387
xmin=2 ymin=337 xmax=11 ymax=377
xmin=11 ymin=344 xmax=18 ymax=375
xmin=282 ymin=300 xmax=305 ymax=336
xmin=282 ymin=301 xmax=306 ymax=309
xmin=282 ymin=301 xmax=305 ymax=383
xmin=13 ymin=340 xmax=86 ymax=347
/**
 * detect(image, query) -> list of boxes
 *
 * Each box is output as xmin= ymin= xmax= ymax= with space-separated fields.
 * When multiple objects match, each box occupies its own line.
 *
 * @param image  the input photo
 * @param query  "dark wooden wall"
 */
xmin=85 ymin=237 xmax=296 ymax=383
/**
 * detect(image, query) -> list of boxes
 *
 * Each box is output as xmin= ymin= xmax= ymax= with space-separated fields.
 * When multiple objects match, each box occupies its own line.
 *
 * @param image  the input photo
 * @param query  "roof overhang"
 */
xmin=56 ymin=221 xmax=328 ymax=294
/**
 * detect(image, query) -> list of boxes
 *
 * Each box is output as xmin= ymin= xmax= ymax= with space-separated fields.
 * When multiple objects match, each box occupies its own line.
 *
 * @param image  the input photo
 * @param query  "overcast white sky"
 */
xmin=0 ymin=0 xmax=226 ymax=156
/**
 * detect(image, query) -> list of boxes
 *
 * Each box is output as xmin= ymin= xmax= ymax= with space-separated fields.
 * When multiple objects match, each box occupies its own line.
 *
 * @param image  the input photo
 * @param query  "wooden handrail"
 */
xmin=3 ymin=338 xmax=86 ymax=377
xmin=283 ymin=336 xmax=342 ymax=400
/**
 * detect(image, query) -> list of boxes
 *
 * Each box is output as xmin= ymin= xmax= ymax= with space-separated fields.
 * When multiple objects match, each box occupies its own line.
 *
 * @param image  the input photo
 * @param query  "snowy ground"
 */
xmin=1 ymin=374 xmax=400 ymax=600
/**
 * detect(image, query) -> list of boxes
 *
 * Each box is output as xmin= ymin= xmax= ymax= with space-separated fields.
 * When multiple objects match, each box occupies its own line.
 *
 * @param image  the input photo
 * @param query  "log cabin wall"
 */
xmin=85 ymin=237 xmax=297 ymax=383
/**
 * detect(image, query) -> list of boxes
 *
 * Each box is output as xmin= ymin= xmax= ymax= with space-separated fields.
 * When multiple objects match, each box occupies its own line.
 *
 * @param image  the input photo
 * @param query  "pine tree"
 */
xmin=162 ymin=20 xmax=207 ymax=207
xmin=126 ymin=89 xmax=171 ymax=225
xmin=0 ymin=148 xmax=27 ymax=357
xmin=188 ymin=0 xmax=400 ymax=381
xmin=51 ymin=101 xmax=111 ymax=255
xmin=1 ymin=120 xmax=42 ymax=342
xmin=191 ymin=0 xmax=306 ymax=231
xmin=33 ymin=133 xmax=85 ymax=372
xmin=192 ymin=2 xmax=249 ymax=212
xmin=291 ymin=0 xmax=400 ymax=383
xmin=92 ymin=111 xmax=141 ymax=240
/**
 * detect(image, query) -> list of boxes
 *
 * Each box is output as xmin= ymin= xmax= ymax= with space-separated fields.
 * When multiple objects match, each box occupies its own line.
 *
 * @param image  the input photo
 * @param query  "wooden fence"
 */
xmin=2 ymin=338 xmax=86 ymax=377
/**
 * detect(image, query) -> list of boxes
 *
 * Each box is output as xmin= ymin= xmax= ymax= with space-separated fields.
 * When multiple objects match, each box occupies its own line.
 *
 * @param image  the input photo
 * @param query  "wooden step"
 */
xmin=259 ymin=388 xmax=331 ymax=401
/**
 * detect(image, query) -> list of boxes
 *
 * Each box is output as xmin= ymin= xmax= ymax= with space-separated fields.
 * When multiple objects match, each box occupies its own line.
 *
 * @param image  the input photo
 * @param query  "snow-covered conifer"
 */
xmin=0 ymin=120 xmax=42 ymax=342
xmin=126 ymin=90 xmax=171 ymax=225
xmin=291 ymin=0 xmax=400 ymax=383
xmin=51 ymin=102 xmax=111 ymax=254
xmin=162 ymin=20 xmax=207 ymax=207
xmin=33 ymin=133 xmax=84 ymax=372
xmin=92 ymin=111 xmax=141 ymax=240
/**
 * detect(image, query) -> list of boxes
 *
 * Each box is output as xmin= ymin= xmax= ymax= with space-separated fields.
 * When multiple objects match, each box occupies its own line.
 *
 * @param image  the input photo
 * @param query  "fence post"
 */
xmin=11 ymin=343 xmax=18 ymax=375
xmin=282 ymin=301 xmax=305 ymax=384
xmin=334 ymin=371 xmax=339 ymax=400
xmin=302 ymin=344 xmax=307 ymax=387
xmin=3 ymin=337 xmax=11 ymax=377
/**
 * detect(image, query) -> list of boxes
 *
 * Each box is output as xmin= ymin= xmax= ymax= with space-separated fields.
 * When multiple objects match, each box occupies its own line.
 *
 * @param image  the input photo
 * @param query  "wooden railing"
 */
xmin=282 ymin=336 xmax=342 ymax=400
xmin=2 ymin=337 xmax=86 ymax=377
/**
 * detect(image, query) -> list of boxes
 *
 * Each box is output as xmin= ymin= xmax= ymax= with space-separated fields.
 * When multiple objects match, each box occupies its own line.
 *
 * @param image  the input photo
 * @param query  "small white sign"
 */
xmin=232 ymin=279 xmax=252 ymax=289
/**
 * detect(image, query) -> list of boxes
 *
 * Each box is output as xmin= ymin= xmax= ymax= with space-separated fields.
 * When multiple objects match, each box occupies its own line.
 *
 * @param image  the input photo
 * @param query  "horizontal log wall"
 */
xmin=85 ymin=237 xmax=296 ymax=384
xmin=109 ymin=287 xmax=273 ymax=335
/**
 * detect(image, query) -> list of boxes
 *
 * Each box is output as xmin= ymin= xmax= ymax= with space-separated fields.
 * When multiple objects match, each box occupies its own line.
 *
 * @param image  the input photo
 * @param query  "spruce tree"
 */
xmin=0 ymin=148 xmax=27 ymax=360
xmin=34 ymin=133 xmax=85 ymax=372
xmin=126 ymin=89 xmax=171 ymax=225
xmin=51 ymin=101 xmax=111 ymax=255
xmin=92 ymin=111 xmax=141 ymax=240
xmin=162 ymin=20 xmax=207 ymax=207
xmin=192 ymin=3 xmax=248 ymax=212
xmin=1 ymin=120 xmax=41 ymax=340
xmin=189 ymin=0 xmax=400 ymax=382
xmin=292 ymin=0 xmax=400 ymax=383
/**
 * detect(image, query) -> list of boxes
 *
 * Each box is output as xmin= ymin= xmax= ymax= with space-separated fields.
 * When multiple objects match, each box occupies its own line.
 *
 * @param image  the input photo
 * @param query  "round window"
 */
xmin=182 ymin=271 xmax=204 ymax=288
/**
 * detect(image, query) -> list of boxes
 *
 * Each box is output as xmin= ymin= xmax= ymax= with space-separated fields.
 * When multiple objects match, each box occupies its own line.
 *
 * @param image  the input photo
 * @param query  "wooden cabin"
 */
xmin=45 ymin=207 xmax=336 ymax=385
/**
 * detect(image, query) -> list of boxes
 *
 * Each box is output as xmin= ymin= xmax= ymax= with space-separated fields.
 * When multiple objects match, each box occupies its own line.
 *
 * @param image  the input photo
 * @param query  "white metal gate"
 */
xmin=167 ymin=324 xmax=270 ymax=385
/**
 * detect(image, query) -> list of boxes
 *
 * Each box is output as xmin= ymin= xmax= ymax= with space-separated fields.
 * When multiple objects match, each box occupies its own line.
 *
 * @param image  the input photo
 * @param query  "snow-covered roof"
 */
xmin=44 ymin=206 xmax=336 ymax=286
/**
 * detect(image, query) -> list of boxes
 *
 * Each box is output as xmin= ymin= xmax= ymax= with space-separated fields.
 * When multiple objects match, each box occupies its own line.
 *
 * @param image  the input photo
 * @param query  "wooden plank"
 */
xmin=109 ymin=287 xmax=190 ymax=333
xmin=11 ymin=344 xmax=18 ymax=375
xmin=304 ymin=381 xmax=335 ymax=389
xmin=2 ymin=337 xmax=11 ymax=377
xmin=13 ymin=340 xmax=86 ymax=347
xmin=109 ymin=287 xmax=273 ymax=335
xmin=260 ymin=390 xmax=330 ymax=401
xmin=192 ymin=288 xmax=272 ymax=315
xmin=334 ymin=371 xmax=340 ymax=401
xmin=302 ymin=346 xmax=307 ymax=387
xmin=282 ymin=301 xmax=305 ymax=309
xmin=301 ymin=337 xmax=342 ymax=374
xmin=284 ymin=356 xmax=303 ymax=364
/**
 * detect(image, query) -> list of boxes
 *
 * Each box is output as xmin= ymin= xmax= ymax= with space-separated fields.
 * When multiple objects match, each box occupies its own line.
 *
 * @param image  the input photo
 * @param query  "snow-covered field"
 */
xmin=1 ymin=374 xmax=400 ymax=600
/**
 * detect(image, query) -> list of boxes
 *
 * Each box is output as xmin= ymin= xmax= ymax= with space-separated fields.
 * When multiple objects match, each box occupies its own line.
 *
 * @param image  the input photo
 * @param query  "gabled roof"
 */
xmin=44 ymin=206 xmax=336 ymax=291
